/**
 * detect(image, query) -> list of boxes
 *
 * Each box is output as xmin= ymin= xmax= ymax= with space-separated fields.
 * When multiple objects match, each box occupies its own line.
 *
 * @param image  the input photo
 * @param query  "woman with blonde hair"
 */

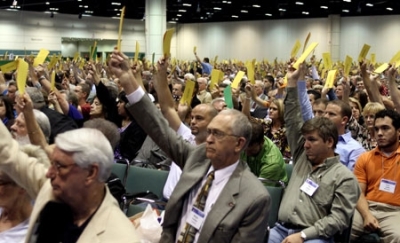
xmin=357 ymin=102 xmax=385 ymax=150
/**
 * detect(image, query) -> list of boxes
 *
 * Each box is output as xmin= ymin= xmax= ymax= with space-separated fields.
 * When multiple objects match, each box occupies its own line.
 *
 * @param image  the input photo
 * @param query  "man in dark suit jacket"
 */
xmin=109 ymin=50 xmax=270 ymax=243
xmin=250 ymin=80 xmax=269 ymax=119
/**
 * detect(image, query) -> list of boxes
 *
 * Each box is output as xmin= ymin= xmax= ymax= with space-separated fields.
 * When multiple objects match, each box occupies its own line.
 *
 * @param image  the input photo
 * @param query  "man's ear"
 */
xmin=342 ymin=115 xmax=349 ymax=126
xmin=85 ymin=163 xmax=99 ymax=185
xmin=235 ymin=137 xmax=247 ymax=153
xmin=326 ymin=137 xmax=334 ymax=150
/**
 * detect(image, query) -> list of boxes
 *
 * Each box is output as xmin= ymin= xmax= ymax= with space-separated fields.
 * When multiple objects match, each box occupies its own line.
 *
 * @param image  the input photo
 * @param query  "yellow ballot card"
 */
xmin=374 ymin=63 xmax=389 ymax=74
xmin=163 ymin=28 xmax=175 ymax=58
xmin=210 ymin=69 xmax=224 ymax=89
xmin=325 ymin=70 xmax=337 ymax=88
xmin=48 ymin=55 xmax=59 ymax=69
xmin=50 ymin=71 xmax=56 ymax=91
xmin=33 ymin=49 xmax=50 ymax=67
xmin=370 ymin=53 xmax=376 ymax=65
xmin=321 ymin=69 xmax=328 ymax=80
xmin=214 ymin=55 xmax=218 ymax=64
xmin=73 ymin=52 xmax=80 ymax=62
xmin=17 ymin=59 xmax=28 ymax=95
xmin=117 ymin=6 xmax=126 ymax=51
xmin=290 ymin=40 xmax=301 ymax=58
xmin=303 ymin=32 xmax=311 ymax=53
xmin=246 ymin=62 xmax=255 ymax=84
xmin=193 ymin=46 xmax=197 ymax=54
xmin=134 ymin=41 xmax=139 ymax=62
xmin=322 ymin=53 xmax=332 ymax=70
xmin=395 ymin=60 xmax=400 ymax=68
xmin=389 ymin=51 xmax=400 ymax=64
xmin=180 ymin=80 xmax=195 ymax=105
xmin=358 ymin=44 xmax=371 ymax=62
xmin=152 ymin=53 xmax=155 ymax=66
xmin=0 ymin=60 xmax=17 ymax=73
xmin=344 ymin=55 xmax=353 ymax=77
xmin=231 ymin=71 xmax=245 ymax=89
xmin=293 ymin=42 xmax=319 ymax=69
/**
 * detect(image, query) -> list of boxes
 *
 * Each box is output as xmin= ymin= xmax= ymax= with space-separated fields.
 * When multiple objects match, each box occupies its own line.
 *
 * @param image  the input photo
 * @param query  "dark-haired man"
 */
xmin=351 ymin=109 xmax=400 ymax=243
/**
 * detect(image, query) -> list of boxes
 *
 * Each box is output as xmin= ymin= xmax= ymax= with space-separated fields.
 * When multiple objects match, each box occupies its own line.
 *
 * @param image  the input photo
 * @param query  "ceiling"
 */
xmin=0 ymin=0 xmax=399 ymax=23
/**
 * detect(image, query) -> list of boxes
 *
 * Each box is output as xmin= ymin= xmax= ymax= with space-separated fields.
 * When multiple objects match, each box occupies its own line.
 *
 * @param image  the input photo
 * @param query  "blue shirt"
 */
xmin=201 ymin=62 xmax=213 ymax=75
xmin=335 ymin=131 xmax=365 ymax=171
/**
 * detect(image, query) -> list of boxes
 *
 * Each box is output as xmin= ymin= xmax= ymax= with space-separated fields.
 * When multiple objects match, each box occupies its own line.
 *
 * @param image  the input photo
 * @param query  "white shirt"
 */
xmin=0 ymin=208 xmax=29 ymax=243
xmin=175 ymin=161 xmax=239 ymax=243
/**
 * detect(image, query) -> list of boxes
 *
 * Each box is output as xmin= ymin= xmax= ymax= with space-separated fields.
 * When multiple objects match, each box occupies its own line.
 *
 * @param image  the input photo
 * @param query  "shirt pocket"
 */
xmin=311 ymin=181 xmax=335 ymax=208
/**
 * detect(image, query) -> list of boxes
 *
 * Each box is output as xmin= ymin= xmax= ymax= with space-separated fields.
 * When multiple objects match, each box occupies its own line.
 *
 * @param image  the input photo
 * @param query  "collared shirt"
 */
xmin=281 ymin=87 xmax=360 ymax=240
xmin=335 ymin=131 xmax=365 ymax=171
xmin=176 ymin=161 xmax=239 ymax=243
xmin=196 ymin=90 xmax=212 ymax=104
xmin=354 ymin=146 xmax=400 ymax=206
xmin=201 ymin=62 xmax=213 ymax=75
xmin=0 ymin=208 xmax=29 ymax=243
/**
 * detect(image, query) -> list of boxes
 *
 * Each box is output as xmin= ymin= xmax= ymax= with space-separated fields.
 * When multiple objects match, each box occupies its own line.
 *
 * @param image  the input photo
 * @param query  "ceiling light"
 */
xmin=112 ymin=17 xmax=120 ymax=19
xmin=265 ymin=13 xmax=272 ymax=16
xmin=200 ymin=16 xmax=204 ymax=19
xmin=82 ymin=14 xmax=91 ymax=17
xmin=169 ymin=21 xmax=177 ymax=23
xmin=302 ymin=11 xmax=309 ymax=15
xmin=177 ymin=14 xmax=182 ymax=16
xmin=178 ymin=9 xmax=186 ymax=12
xmin=49 ymin=8 xmax=58 ymax=11
xmin=111 ymin=2 xmax=121 ymax=5
xmin=85 ymin=10 xmax=93 ymax=13
xmin=241 ymin=10 xmax=248 ymax=13
xmin=342 ymin=9 xmax=349 ymax=12
xmin=253 ymin=5 xmax=261 ymax=8
xmin=222 ymin=1 xmax=226 ymax=3
xmin=279 ymin=8 xmax=286 ymax=12
xmin=321 ymin=6 xmax=328 ymax=9
xmin=182 ymin=3 xmax=191 ymax=6
xmin=343 ymin=0 xmax=351 ymax=2
xmin=214 ymin=7 xmax=221 ymax=10
xmin=45 ymin=2 xmax=49 ymax=5
xmin=366 ymin=3 xmax=373 ymax=7
xmin=296 ymin=2 xmax=304 ymax=5
xmin=232 ymin=15 xmax=238 ymax=18
xmin=386 ymin=7 xmax=393 ymax=11
xmin=84 ymin=5 xmax=88 ymax=8
xmin=77 ymin=0 xmax=82 ymax=1
xmin=117 ymin=13 xmax=120 ymax=16
xmin=226 ymin=1 xmax=231 ymax=4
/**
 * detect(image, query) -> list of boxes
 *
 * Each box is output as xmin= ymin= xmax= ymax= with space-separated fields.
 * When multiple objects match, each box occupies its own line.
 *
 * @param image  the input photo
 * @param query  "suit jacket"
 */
xmin=127 ymin=94 xmax=270 ymax=243
xmin=0 ymin=122 xmax=139 ymax=243
xmin=250 ymin=93 xmax=269 ymax=119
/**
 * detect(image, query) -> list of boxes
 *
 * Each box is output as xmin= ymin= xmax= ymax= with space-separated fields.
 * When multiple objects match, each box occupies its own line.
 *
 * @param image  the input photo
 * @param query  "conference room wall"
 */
xmin=175 ymin=15 xmax=400 ymax=63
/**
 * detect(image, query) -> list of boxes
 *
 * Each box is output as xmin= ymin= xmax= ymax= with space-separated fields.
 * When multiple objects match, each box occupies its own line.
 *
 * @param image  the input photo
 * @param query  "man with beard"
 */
xmin=351 ymin=109 xmax=400 ymax=243
xmin=268 ymin=63 xmax=360 ymax=243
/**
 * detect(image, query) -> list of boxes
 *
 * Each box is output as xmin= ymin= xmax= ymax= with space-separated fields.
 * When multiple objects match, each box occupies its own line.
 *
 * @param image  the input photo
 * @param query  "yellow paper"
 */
xmin=33 ymin=49 xmax=50 ymax=67
xmin=293 ymin=42 xmax=319 ymax=69
xmin=73 ymin=52 xmax=80 ymax=62
xmin=134 ymin=41 xmax=139 ymax=62
xmin=163 ymin=28 xmax=175 ymax=58
xmin=303 ymin=32 xmax=311 ymax=52
xmin=395 ymin=60 xmax=400 ymax=68
xmin=14 ymin=55 xmax=19 ymax=60
xmin=374 ymin=63 xmax=389 ymax=74
xmin=245 ymin=62 xmax=255 ymax=84
xmin=17 ymin=59 xmax=28 ymax=95
xmin=180 ymin=80 xmax=195 ymax=105
xmin=117 ymin=6 xmax=126 ymax=51
xmin=290 ymin=40 xmax=301 ymax=58
xmin=343 ymin=55 xmax=353 ymax=77
xmin=50 ymin=71 xmax=56 ymax=91
xmin=48 ymin=55 xmax=59 ymax=69
xmin=370 ymin=53 xmax=376 ymax=65
xmin=210 ymin=69 xmax=224 ymax=90
xmin=389 ymin=51 xmax=400 ymax=64
xmin=322 ymin=53 xmax=332 ymax=70
xmin=231 ymin=71 xmax=245 ymax=89
xmin=214 ymin=55 xmax=218 ymax=64
xmin=358 ymin=44 xmax=371 ymax=62
xmin=79 ymin=59 xmax=85 ymax=69
xmin=193 ymin=46 xmax=197 ymax=54
xmin=0 ymin=60 xmax=18 ymax=73
xmin=321 ymin=69 xmax=327 ymax=80
xmin=325 ymin=70 xmax=337 ymax=88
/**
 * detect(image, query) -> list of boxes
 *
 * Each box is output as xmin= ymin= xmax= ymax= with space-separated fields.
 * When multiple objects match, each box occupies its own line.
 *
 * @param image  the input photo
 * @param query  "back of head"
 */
xmin=55 ymin=128 xmax=113 ymax=182
xmin=83 ymin=118 xmax=120 ymax=151
xmin=204 ymin=57 xmax=210 ymax=63
xmin=375 ymin=109 xmax=400 ymax=130
xmin=301 ymin=116 xmax=338 ymax=149
xmin=33 ymin=109 xmax=51 ymax=142
xmin=307 ymin=89 xmax=321 ymax=100
xmin=24 ymin=87 xmax=45 ymax=109
xmin=219 ymin=109 xmax=252 ymax=149
xmin=249 ymin=121 xmax=264 ymax=145
xmin=328 ymin=99 xmax=352 ymax=119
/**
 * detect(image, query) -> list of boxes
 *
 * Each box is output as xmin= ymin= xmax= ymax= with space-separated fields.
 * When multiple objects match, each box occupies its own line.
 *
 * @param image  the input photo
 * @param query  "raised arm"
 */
xmin=297 ymin=80 xmax=314 ymax=121
xmin=360 ymin=62 xmax=383 ymax=105
xmin=386 ymin=67 xmax=400 ymax=111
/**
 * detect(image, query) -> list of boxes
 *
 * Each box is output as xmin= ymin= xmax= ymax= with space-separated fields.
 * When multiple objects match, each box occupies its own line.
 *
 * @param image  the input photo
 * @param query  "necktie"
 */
xmin=177 ymin=171 xmax=215 ymax=243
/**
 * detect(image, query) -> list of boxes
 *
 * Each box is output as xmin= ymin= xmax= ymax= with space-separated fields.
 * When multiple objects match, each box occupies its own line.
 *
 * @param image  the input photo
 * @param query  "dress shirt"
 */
xmin=176 ymin=161 xmax=239 ymax=243
xmin=336 ymin=131 xmax=365 ymax=170
xmin=0 ymin=208 xmax=28 ymax=243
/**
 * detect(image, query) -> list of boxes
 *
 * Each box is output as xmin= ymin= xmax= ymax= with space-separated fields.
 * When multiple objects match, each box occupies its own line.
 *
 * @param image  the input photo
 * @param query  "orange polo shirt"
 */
xmin=354 ymin=146 xmax=400 ymax=206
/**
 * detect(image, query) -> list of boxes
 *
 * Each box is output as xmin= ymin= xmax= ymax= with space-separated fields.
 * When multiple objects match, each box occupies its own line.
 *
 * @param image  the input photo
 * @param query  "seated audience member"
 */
xmin=312 ymin=99 xmax=328 ymax=117
xmin=210 ymin=98 xmax=227 ymax=112
xmin=268 ymin=63 xmax=360 ymax=243
xmin=351 ymin=109 xmax=400 ymax=243
xmin=110 ymin=51 xmax=270 ymax=243
xmin=250 ymin=80 xmax=269 ymax=119
xmin=307 ymin=89 xmax=321 ymax=105
xmin=196 ymin=77 xmax=212 ymax=104
xmin=0 ymin=95 xmax=15 ymax=131
xmin=0 ymin=123 xmax=139 ymax=242
xmin=357 ymin=102 xmax=385 ymax=151
xmin=240 ymin=121 xmax=288 ymax=186
xmin=22 ymin=87 xmax=77 ymax=144
xmin=83 ymin=118 xmax=120 ymax=152
xmin=0 ymin=145 xmax=50 ymax=243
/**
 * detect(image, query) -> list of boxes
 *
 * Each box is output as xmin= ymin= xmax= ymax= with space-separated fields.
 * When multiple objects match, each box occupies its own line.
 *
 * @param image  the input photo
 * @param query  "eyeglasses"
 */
xmin=50 ymin=161 xmax=77 ymax=175
xmin=207 ymin=129 xmax=239 ymax=140
xmin=0 ymin=180 xmax=15 ymax=186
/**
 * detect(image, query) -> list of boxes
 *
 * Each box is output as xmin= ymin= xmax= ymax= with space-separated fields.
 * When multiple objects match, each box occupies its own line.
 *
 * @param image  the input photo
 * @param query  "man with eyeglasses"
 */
xmin=0 ymin=123 xmax=139 ymax=242
xmin=109 ymin=49 xmax=270 ymax=243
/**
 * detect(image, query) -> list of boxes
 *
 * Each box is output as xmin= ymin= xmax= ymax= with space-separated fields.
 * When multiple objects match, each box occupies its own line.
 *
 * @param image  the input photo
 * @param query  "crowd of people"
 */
xmin=0 ymin=45 xmax=399 ymax=243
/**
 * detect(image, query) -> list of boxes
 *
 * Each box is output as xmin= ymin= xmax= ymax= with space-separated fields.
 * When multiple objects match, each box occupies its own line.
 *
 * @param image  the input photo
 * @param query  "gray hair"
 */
xmin=184 ymin=73 xmax=195 ymax=81
xmin=219 ymin=109 xmax=252 ymax=149
xmin=83 ymin=118 xmax=120 ymax=150
xmin=32 ymin=109 xmax=51 ymax=143
xmin=55 ymin=128 xmax=113 ymax=182
xmin=22 ymin=87 xmax=45 ymax=109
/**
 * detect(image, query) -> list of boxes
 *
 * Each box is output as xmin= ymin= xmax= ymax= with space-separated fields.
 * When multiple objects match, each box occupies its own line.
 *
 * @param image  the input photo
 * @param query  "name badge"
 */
xmin=379 ymin=179 xmax=396 ymax=193
xmin=186 ymin=207 xmax=205 ymax=230
xmin=300 ymin=178 xmax=319 ymax=196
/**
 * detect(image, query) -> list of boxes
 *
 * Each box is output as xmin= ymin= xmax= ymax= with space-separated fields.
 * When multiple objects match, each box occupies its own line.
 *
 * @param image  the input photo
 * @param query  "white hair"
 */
xmin=32 ymin=110 xmax=51 ymax=142
xmin=184 ymin=73 xmax=195 ymax=81
xmin=55 ymin=128 xmax=113 ymax=182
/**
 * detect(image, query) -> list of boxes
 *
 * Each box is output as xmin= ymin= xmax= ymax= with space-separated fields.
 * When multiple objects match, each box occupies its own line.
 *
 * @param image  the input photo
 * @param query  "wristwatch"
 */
xmin=300 ymin=231 xmax=307 ymax=240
